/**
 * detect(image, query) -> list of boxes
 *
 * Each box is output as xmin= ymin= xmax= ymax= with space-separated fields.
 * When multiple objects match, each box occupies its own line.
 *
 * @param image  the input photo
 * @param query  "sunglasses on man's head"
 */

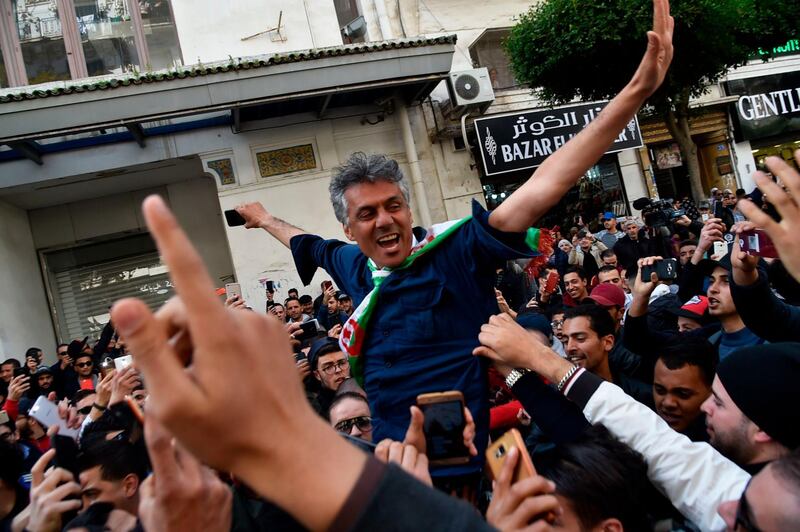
xmin=334 ymin=416 xmax=372 ymax=434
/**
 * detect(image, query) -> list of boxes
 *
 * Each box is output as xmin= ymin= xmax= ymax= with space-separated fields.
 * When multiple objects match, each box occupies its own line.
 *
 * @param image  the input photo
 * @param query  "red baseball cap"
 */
xmin=669 ymin=295 xmax=709 ymax=320
xmin=588 ymin=283 xmax=626 ymax=308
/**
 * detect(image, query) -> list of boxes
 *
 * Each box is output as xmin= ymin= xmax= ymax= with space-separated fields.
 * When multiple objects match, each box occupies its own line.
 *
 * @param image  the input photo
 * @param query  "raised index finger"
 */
xmin=142 ymin=195 xmax=231 ymax=349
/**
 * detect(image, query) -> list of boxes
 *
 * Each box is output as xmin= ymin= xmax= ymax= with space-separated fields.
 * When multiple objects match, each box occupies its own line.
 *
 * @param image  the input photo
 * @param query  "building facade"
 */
xmin=0 ymin=1 xmax=796 ymax=360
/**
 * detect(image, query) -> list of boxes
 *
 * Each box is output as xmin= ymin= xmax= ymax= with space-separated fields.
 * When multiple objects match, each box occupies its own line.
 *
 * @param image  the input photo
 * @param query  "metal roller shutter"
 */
xmin=45 ymin=235 xmax=173 ymax=343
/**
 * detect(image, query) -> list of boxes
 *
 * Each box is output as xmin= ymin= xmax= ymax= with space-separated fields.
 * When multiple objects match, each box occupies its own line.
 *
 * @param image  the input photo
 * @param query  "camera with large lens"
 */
xmin=633 ymin=197 xmax=685 ymax=229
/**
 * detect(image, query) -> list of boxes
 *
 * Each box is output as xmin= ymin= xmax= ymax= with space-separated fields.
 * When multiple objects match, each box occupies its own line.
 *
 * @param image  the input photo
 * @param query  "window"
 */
xmin=43 ymin=234 xmax=173 ymax=342
xmin=139 ymin=0 xmax=182 ymax=70
xmin=14 ymin=0 xmax=71 ymax=84
xmin=333 ymin=0 xmax=365 ymax=44
xmin=75 ymin=0 xmax=139 ymax=76
xmin=468 ymin=28 xmax=520 ymax=91
xmin=0 ymin=0 xmax=183 ymax=87
xmin=0 ymin=39 xmax=8 ymax=87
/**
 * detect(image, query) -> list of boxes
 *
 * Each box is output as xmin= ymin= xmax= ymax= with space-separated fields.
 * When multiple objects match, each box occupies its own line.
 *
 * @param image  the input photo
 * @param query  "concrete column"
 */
xmin=374 ymin=0 xmax=393 ymax=40
xmin=617 ymin=149 xmax=648 ymax=214
xmin=396 ymin=96 xmax=431 ymax=227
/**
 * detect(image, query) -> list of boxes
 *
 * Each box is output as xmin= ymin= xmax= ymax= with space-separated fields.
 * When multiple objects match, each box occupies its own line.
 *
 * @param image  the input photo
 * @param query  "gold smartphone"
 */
xmin=485 ymin=428 xmax=536 ymax=482
xmin=416 ymin=391 xmax=470 ymax=466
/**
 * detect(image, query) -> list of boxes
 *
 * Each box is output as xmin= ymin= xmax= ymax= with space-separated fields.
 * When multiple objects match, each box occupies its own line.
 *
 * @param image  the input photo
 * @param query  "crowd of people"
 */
xmin=2 ymin=2 xmax=799 ymax=531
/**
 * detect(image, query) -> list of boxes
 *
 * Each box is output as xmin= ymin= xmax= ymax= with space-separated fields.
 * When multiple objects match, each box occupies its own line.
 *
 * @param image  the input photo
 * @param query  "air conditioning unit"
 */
xmin=445 ymin=67 xmax=495 ymax=117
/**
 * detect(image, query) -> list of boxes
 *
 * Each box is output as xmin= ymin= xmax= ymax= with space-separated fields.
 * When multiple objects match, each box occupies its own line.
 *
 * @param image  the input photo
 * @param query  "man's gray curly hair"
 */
xmin=329 ymin=152 xmax=411 ymax=225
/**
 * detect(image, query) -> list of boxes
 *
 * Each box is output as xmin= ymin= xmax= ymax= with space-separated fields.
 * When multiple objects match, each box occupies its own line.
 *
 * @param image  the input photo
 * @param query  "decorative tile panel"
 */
xmin=256 ymin=144 xmax=316 ymax=178
xmin=207 ymin=158 xmax=236 ymax=185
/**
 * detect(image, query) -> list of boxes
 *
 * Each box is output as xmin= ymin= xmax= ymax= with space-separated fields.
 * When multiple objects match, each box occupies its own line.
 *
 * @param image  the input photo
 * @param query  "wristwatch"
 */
xmin=505 ymin=368 xmax=531 ymax=389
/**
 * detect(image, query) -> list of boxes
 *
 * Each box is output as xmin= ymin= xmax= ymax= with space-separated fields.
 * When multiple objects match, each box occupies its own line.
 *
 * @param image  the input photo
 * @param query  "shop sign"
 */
xmin=754 ymin=38 xmax=800 ymax=59
xmin=725 ymin=70 xmax=800 ymax=141
xmin=474 ymin=101 xmax=643 ymax=176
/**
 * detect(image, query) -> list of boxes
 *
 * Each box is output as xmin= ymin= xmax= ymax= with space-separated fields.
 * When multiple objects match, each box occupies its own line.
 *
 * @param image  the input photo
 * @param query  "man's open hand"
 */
xmin=629 ymin=0 xmax=674 ymax=98
xmin=738 ymin=151 xmax=800 ymax=283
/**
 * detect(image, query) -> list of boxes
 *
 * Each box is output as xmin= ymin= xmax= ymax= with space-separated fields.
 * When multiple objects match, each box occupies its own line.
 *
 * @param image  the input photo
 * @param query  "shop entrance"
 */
xmin=481 ymin=153 xmax=630 ymax=232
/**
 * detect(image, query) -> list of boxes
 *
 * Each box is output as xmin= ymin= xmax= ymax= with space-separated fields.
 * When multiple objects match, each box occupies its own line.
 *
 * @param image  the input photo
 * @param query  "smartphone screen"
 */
xmin=420 ymin=400 xmax=468 ymax=463
xmin=224 ymin=209 xmax=246 ymax=227
xmin=266 ymin=280 xmax=275 ymax=292
xmin=740 ymin=229 xmax=778 ymax=258
xmin=225 ymin=283 xmax=242 ymax=300
xmin=297 ymin=319 xmax=320 ymax=340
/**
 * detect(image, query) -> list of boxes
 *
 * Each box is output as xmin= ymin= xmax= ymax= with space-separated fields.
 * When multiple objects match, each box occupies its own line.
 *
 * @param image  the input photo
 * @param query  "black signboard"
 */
xmin=725 ymin=71 xmax=800 ymax=142
xmin=474 ymin=101 xmax=643 ymax=177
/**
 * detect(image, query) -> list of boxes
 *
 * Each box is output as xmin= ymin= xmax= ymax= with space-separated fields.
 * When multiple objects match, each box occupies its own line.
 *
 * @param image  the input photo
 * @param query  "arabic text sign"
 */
xmin=474 ymin=102 xmax=644 ymax=176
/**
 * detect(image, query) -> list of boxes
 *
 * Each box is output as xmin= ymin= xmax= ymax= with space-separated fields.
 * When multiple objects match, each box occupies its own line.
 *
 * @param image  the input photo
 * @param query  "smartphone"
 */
xmin=29 ymin=396 xmax=79 ymax=439
xmin=267 ymin=300 xmax=276 ymax=309
xmin=341 ymin=432 xmax=377 ymax=454
xmin=322 ymin=280 xmax=333 ymax=291
xmin=544 ymin=270 xmax=559 ymax=294
xmin=293 ymin=352 xmax=307 ymax=363
xmin=225 ymin=283 xmax=242 ymax=301
xmin=485 ymin=428 xmax=536 ymax=482
xmin=739 ymin=229 xmax=778 ymax=258
xmin=713 ymin=241 xmax=729 ymax=259
xmin=224 ymin=209 xmax=246 ymax=227
xmin=296 ymin=319 xmax=321 ymax=341
xmin=53 ymin=434 xmax=81 ymax=522
xmin=13 ymin=367 xmax=26 ymax=378
xmin=640 ymin=258 xmax=678 ymax=282
xmin=266 ymin=280 xmax=275 ymax=293
xmin=99 ymin=357 xmax=115 ymax=378
xmin=416 ymin=391 xmax=470 ymax=466
xmin=53 ymin=434 xmax=81 ymax=477
xmin=114 ymin=355 xmax=133 ymax=371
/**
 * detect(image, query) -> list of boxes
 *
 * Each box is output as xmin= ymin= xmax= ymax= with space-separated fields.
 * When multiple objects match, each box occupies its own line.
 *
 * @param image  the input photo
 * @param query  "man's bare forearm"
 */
xmin=259 ymin=214 xmax=307 ymax=248
xmin=490 ymin=84 xmax=647 ymax=232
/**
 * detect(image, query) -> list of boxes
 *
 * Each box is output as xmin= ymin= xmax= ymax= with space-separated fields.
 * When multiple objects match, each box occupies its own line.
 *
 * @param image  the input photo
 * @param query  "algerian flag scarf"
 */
xmin=340 ymin=215 xmax=551 ymax=385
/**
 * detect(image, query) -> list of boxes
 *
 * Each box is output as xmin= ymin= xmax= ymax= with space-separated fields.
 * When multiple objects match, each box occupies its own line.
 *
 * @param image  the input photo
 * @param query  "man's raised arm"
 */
xmin=235 ymin=202 xmax=307 ymax=248
xmin=489 ymin=0 xmax=674 ymax=233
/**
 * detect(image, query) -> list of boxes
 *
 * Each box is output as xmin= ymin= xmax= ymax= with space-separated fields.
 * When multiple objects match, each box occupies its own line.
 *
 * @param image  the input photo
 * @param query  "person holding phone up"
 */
xmin=233 ymin=0 xmax=674 ymax=481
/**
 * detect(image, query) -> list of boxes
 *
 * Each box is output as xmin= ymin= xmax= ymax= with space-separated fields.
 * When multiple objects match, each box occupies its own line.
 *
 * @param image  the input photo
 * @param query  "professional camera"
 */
xmin=632 ymin=197 xmax=685 ymax=229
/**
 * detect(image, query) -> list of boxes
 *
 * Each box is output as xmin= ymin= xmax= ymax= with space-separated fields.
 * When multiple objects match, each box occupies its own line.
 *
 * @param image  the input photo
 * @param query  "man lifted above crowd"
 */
xmin=234 ymin=0 xmax=674 ymax=476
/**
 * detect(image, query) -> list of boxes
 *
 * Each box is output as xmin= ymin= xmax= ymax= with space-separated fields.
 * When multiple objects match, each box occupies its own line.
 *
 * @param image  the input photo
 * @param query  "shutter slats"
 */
xmin=50 ymin=251 xmax=173 ymax=341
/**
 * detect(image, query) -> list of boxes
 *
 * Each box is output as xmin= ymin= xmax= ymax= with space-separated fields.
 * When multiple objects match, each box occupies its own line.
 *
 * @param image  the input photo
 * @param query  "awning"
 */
xmin=0 ymin=35 xmax=456 ymax=150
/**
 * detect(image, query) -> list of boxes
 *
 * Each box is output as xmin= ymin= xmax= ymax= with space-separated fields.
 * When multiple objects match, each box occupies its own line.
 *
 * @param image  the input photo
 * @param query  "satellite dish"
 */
xmin=455 ymin=74 xmax=480 ymax=101
xmin=343 ymin=16 xmax=367 ymax=39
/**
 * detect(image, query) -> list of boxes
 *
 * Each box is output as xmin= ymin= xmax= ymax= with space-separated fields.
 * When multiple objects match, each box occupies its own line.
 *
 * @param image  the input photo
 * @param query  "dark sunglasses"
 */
xmin=77 ymin=405 xmax=93 ymax=415
xmin=334 ymin=416 xmax=372 ymax=434
xmin=75 ymin=361 xmax=93 ymax=368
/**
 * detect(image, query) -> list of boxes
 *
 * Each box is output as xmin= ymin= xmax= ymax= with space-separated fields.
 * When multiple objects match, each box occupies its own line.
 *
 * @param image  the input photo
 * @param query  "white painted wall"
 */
xmin=27 ymin=176 xmax=236 ymax=318
xmin=731 ymin=140 xmax=758 ymax=194
xmin=0 ymin=200 xmax=57 ymax=364
xmin=617 ymin=149 xmax=648 ymax=214
xmin=171 ymin=0 xmax=342 ymax=64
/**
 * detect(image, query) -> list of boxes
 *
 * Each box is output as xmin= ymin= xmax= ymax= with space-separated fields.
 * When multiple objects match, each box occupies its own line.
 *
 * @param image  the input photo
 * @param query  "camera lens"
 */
xmin=495 ymin=445 xmax=506 ymax=458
